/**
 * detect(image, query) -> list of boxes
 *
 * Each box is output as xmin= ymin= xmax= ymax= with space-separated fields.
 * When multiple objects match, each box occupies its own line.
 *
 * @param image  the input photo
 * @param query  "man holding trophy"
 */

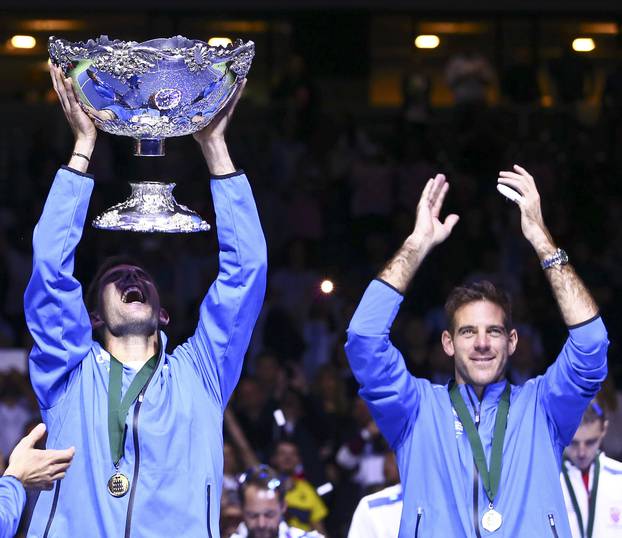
xmin=23 ymin=55 xmax=266 ymax=537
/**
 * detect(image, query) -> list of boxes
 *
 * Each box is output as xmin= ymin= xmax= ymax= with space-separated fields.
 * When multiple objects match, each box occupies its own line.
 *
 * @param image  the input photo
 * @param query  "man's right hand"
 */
xmin=378 ymin=173 xmax=459 ymax=293
xmin=407 ymin=173 xmax=460 ymax=254
xmin=50 ymin=64 xmax=96 ymax=171
xmin=3 ymin=424 xmax=75 ymax=490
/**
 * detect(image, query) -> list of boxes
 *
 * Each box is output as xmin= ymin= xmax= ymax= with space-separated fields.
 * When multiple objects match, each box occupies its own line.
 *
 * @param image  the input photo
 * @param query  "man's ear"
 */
xmin=508 ymin=328 xmax=518 ymax=356
xmin=159 ymin=307 xmax=170 ymax=327
xmin=441 ymin=330 xmax=455 ymax=357
xmin=90 ymin=310 xmax=104 ymax=329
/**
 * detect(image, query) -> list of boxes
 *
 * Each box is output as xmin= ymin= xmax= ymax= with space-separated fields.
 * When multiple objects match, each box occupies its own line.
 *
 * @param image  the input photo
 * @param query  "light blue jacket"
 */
xmin=24 ymin=167 xmax=267 ymax=538
xmin=0 ymin=476 xmax=25 ymax=538
xmin=345 ymin=279 xmax=608 ymax=538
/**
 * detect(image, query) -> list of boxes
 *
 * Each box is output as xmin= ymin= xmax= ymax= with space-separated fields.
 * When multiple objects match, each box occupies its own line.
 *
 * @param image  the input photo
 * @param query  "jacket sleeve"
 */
xmin=181 ymin=171 xmax=267 ymax=409
xmin=538 ymin=315 xmax=609 ymax=448
xmin=345 ymin=279 xmax=421 ymax=449
xmin=24 ymin=167 xmax=94 ymax=409
xmin=0 ymin=476 xmax=26 ymax=538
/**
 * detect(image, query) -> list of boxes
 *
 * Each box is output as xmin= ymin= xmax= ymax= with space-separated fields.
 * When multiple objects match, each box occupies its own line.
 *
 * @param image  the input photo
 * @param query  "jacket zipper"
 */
xmin=414 ymin=506 xmax=423 ymax=538
xmin=207 ymin=484 xmax=213 ymax=538
xmin=42 ymin=479 xmax=61 ymax=538
xmin=548 ymin=513 xmax=560 ymax=538
xmin=123 ymin=390 xmax=146 ymax=538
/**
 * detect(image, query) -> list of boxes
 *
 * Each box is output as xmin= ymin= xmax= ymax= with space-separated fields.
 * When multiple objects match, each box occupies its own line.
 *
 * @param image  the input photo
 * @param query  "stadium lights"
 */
xmin=572 ymin=38 xmax=595 ymax=52
xmin=414 ymin=35 xmax=440 ymax=49
xmin=320 ymin=279 xmax=334 ymax=294
xmin=10 ymin=35 xmax=36 ymax=49
xmin=207 ymin=37 xmax=232 ymax=47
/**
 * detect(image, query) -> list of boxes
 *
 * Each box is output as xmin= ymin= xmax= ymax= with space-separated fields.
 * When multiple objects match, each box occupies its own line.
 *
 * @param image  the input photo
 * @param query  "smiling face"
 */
xmin=442 ymin=300 xmax=517 ymax=393
xmin=91 ymin=264 xmax=168 ymax=340
xmin=565 ymin=420 xmax=608 ymax=472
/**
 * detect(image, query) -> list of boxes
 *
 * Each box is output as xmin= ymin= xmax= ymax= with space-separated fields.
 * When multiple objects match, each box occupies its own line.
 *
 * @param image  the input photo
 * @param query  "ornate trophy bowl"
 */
xmin=48 ymin=35 xmax=254 ymax=232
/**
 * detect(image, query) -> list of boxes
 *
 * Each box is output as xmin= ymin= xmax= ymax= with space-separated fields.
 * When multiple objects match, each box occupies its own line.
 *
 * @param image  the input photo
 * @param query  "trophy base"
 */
xmin=92 ymin=181 xmax=210 ymax=233
xmin=134 ymin=138 xmax=165 ymax=157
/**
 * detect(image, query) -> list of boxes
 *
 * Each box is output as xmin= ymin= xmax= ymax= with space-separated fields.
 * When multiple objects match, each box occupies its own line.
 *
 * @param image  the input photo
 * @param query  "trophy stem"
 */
xmin=92 ymin=181 xmax=210 ymax=233
xmin=134 ymin=138 xmax=165 ymax=157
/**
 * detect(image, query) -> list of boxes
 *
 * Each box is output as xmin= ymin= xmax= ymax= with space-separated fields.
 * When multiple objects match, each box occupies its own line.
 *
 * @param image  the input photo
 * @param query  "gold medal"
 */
xmin=107 ymin=472 xmax=130 ymax=497
xmin=481 ymin=507 xmax=503 ymax=532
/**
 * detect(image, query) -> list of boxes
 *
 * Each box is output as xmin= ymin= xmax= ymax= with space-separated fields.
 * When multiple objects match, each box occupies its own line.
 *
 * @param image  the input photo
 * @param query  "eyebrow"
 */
xmin=457 ymin=324 xmax=507 ymax=332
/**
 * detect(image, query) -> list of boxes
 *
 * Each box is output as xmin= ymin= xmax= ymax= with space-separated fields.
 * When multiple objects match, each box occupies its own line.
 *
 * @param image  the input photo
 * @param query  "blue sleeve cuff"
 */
xmin=60 ymin=165 xmax=95 ymax=180
xmin=0 ymin=474 xmax=26 ymax=508
xmin=211 ymin=169 xmax=245 ymax=180
xmin=348 ymin=279 xmax=404 ymax=335
xmin=568 ymin=315 xmax=608 ymax=352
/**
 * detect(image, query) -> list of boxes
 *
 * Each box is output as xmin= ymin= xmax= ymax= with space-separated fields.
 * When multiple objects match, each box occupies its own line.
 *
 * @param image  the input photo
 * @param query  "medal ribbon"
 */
xmin=108 ymin=352 xmax=158 ymax=467
xmin=449 ymin=382 xmax=511 ymax=505
xmin=561 ymin=455 xmax=600 ymax=538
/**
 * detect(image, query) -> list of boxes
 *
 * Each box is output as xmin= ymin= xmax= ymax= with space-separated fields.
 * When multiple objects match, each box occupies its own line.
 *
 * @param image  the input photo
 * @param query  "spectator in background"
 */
xmin=271 ymin=440 xmax=328 ymax=535
xmin=231 ymin=464 xmax=324 ymax=538
xmin=348 ymin=452 xmax=402 ymax=538
xmin=336 ymin=398 xmax=387 ymax=496
xmin=446 ymin=52 xmax=495 ymax=107
xmin=561 ymin=401 xmax=622 ymax=538
xmin=233 ymin=377 xmax=279 ymax=462
xmin=598 ymin=377 xmax=622 ymax=460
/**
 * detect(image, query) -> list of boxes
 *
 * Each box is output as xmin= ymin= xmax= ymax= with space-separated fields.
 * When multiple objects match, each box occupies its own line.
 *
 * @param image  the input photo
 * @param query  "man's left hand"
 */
xmin=498 ymin=164 xmax=555 ymax=257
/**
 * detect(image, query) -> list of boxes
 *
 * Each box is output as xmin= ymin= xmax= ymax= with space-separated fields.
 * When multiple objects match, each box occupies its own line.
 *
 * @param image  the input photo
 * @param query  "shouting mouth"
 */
xmin=121 ymin=285 xmax=145 ymax=304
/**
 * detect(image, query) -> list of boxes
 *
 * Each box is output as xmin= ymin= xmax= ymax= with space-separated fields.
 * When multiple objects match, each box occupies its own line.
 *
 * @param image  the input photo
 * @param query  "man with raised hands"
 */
xmin=345 ymin=165 xmax=608 ymax=537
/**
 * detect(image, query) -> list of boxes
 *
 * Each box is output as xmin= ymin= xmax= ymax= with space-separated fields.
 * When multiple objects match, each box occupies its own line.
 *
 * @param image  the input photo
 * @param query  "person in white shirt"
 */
xmin=348 ymin=452 xmax=402 ymax=538
xmin=561 ymin=401 xmax=622 ymax=538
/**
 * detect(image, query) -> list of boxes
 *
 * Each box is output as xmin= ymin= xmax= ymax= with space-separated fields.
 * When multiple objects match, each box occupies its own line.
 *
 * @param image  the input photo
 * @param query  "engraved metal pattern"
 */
xmin=92 ymin=182 xmax=210 ymax=233
xmin=48 ymin=35 xmax=255 ymax=139
xmin=107 ymin=472 xmax=130 ymax=497
xmin=48 ymin=35 xmax=251 ymax=233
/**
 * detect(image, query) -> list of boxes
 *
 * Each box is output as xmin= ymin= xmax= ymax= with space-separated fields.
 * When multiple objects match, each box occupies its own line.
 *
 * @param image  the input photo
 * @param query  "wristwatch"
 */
xmin=541 ymin=248 xmax=569 ymax=270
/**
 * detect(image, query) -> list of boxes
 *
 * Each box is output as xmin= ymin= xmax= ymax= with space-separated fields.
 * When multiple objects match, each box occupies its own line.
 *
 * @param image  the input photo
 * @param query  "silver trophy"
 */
xmin=48 ymin=35 xmax=254 ymax=232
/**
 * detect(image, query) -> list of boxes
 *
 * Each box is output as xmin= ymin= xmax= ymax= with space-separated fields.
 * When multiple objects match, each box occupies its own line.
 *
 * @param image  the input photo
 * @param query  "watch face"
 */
xmin=559 ymin=249 xmax=569 ymax=264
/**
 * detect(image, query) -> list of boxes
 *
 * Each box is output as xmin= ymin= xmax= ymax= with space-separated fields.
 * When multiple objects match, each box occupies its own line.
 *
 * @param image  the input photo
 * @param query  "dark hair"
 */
xmin=238 ymin=464 xmax=285 ymax=505
xmin=444 ymin=280 xmax=512 ymax=333
xmin=85 ymin=255 xmax=147 ymax=313
xmin=580 ymin=400 xmax=607 ymax=426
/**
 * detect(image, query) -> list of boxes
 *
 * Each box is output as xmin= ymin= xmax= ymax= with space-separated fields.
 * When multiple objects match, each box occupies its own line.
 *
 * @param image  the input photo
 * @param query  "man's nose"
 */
xmin=474 ymin=331 xmax=490 ymax=349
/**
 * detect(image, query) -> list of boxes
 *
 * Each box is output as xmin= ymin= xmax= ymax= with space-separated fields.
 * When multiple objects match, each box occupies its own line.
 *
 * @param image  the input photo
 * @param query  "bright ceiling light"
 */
xmin=320 ymin=279 xmax=334 ymax=294
xmin=207 ymin=37 xmax=232 ymax=47
xmin=414 ymin=35 xmax=440 ymax=49
xmin=10 ymin=35 xmax=36 ymax=49
xmin=572 ymin=38 xmax=595 ymax=52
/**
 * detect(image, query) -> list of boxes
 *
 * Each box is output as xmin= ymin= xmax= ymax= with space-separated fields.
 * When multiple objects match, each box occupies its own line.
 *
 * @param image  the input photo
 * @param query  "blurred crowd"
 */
xmin=1 ymin=50 xmax=622 ymax=536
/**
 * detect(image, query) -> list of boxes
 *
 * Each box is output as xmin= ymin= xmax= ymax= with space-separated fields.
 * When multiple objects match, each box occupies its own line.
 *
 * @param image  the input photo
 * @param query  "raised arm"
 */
xmin=346 ymin=174 xmax=459 ymax=448
xmin=182 ymin=81 xmax=268 ymax=407
xmin=497 ymin=165 xmax=608 ymax=445
xmin=25 ymin=66 xmax=97 ymax=409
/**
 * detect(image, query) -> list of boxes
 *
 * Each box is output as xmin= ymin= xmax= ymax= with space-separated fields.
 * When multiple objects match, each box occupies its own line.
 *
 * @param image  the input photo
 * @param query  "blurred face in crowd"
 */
xmin=91 ymin=264 xmax=169 ymax=339
xmin=565 ymin=419 xmax=608 ymax=472
xmin=242 ymin=485 xmax=285 ymax=538
xmin=442 ymin=300 xmax=517 ymax=394
xmin=272 ymin=442 xmax=300 ymax=476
